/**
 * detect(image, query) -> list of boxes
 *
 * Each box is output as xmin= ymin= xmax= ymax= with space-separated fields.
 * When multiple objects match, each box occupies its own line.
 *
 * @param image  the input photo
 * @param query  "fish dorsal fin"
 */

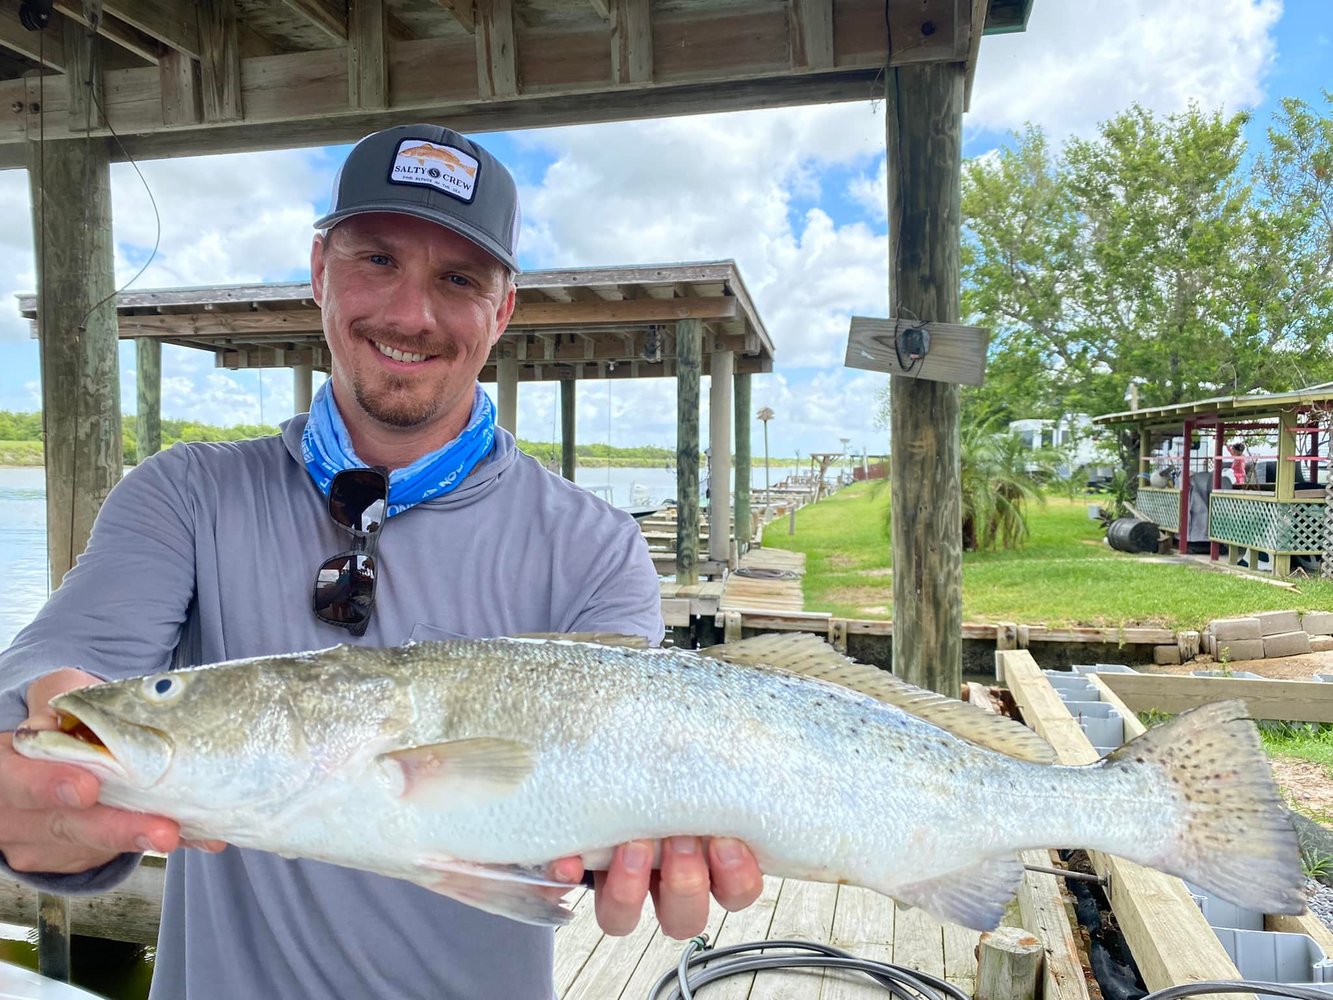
xmin=700 ymin=633 xmax=1057 ymax=765
xmin=379 ymin=737 xmax=534 ymax=806
xmin=512 ymin=632 xmax=650 ymax=648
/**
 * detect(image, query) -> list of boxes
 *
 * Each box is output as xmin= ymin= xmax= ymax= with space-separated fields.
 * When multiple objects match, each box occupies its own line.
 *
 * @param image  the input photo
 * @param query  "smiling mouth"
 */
xmin=373 ymin=340 xmax=434 ymax=364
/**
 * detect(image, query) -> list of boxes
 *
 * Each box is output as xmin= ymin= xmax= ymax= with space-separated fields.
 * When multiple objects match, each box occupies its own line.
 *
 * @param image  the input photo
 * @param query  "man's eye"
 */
xmin=447 ymin=274 xmax=471 ymax=287
xmin=367 ymin=253 xmax=392 ymax=266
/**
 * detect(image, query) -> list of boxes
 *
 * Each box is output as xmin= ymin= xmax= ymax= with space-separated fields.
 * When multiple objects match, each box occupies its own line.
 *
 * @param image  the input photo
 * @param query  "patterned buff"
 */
xmin=301 ymin=379 xmax=496 ymax=517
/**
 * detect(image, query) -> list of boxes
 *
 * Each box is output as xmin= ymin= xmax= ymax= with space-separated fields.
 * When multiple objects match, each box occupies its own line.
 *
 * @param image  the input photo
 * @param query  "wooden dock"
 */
xmin=556 ymin=875 xmax=979 ymax=999
xmin=719 ymin=548 xmax=807 ymax=614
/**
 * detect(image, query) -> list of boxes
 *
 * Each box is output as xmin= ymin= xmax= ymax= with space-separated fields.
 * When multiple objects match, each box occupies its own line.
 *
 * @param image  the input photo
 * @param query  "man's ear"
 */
xmin=490 ymin=280 xmax=517 ymax=348
xmin=310 ymin=233 xmax=328 ymax=306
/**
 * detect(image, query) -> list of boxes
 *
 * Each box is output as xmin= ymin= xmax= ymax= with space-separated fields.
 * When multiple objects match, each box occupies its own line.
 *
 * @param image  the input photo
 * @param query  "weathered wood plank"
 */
xmin=676 ymin=317 xmax=702 ymax=585
xmin=610 ymin=0 xmax=652 ymax=85
xmin=198 ymin=0 xmax=241 ymax=122
xmin=707 ymin=348 xmax=733 ymax=564
xmin=749 ymin=878 xmax=839 ymax=1000
xmin=694 ymin=874 xmax=782 ymax=1000
xmin=278 ymin=0 xmax=348 ymax=42
xmin=102 ymin=0 xmax=198 ymax=59
xmin=136 ymin=337 xmax=161 ymax=461
xmin=348 ymin=0 xmax=389 ymax=110
xmin=63 ymin=16 xmax=103 ymax=131
xmin=0 ymin=0 xmax=66 ymax=70
xmin=436 ymin=0 xmax=476 ymax=33
xmin=885 ymin=60 xmax=965 ymax=696
xmin=0 ymin=856 xmax=165 ymax=946
xmin=1095 ymin=672 xmax=1333 ymax=724
xmin=1003 ymin=652 xmax=1252 ymax=1000
xmin=788 ymin=0 xmax=833 ymax=70
xmin=1014 ymin=850 xmax=1091 ymax=1000
xmin=892 ymin=903 xmax=946 ymax=979
xmin=553 ymin=888 xmax=600 ymax=998
xmin=158 ymin=47 xmax=200 ymax=124
xmin=560 ymin=897 xmax=657 ymax=999
xmin=823 ymin=886 xmax=896 ymax=1000
xmin=475 ymin=0 xmax=517 ymax=99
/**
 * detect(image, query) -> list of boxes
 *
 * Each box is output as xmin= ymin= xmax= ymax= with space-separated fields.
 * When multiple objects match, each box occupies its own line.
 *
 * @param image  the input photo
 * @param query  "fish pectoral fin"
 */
xmin=380 ymin=737 xmax=534 ymax=805
xmin=413 ymin=857 xmax=577 ymax=927
xmin=512 ymin=631 xmax=650 ymax=648
xmin=892 ymin=856 xmax=1025 ymax=931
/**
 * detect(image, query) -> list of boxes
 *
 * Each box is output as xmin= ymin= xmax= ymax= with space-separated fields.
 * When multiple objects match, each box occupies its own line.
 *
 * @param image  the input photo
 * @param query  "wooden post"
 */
xmin=676 ymin=319 xmax=702 ymax=584
xmin=733 ymin=371 xmax=752 ymax=551
xmin=135 ymin=337 xmax=161 ymax=463
xmin=1211 ymin=422 xmax=1224 ymax=560
xmin=976 ymin=926 xmax=1044 ymax=1000
xmin=292 ymin=364 xmax=313 ymax=414
xmin=1277 ymin=407 xmax=1297 ymax=502
xmin=1176 ymin=418 xmax=1193 ymax=555
xmin=560 ymin=377 xmax=577 ymax=481
xmin=885 ymin=62 xmax=964 ymax=695
xmin=496 ymin=352 xmax=519 ymax=435
xmin=28 ymin=134 xmax=121 ymax=983
xmin=708 ymin=348 xmax=733 ymax=565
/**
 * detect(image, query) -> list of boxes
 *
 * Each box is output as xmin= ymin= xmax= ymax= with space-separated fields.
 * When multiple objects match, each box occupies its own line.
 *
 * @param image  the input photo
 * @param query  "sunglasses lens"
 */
xmin=329 ymin=469 xmax=387 ymax=534
xmin=313 ymin=553 xmax=376 ymax=625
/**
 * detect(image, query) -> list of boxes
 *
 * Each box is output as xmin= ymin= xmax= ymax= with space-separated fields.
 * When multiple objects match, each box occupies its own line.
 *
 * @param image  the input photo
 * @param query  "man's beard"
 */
xmin=348 ymin=323 xmax=462 ymax=428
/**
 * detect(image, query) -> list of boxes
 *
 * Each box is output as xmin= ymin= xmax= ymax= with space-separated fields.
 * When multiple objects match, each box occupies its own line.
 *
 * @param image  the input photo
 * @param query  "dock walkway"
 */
xmin=556 ymin=876 xmax=978 ymax=999
xmin=719 ymin=547 xmax=806 ymax=614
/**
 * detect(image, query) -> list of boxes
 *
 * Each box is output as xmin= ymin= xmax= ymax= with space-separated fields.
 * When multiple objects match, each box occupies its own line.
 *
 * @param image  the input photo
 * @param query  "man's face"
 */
xmin=310 ymin=212 xmax=515 ymax=439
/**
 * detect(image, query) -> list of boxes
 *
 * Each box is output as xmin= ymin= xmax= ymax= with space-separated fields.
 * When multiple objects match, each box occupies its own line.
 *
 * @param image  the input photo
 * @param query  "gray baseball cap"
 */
xmin=314 ymin=124 xmax=521 ymax=272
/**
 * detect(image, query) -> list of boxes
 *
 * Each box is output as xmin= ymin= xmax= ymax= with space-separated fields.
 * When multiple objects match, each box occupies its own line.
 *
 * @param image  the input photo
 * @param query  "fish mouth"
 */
xmin=14 ymin=696 xmax=174 ymax=788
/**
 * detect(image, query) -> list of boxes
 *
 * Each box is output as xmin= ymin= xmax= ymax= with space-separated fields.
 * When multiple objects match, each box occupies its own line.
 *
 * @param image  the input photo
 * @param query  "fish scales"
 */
xmin=13 ymin=636 xmax=1306 ymax=931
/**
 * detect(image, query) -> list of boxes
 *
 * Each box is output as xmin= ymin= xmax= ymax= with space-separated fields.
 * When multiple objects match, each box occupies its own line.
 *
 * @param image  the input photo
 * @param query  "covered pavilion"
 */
xmin=1094 ymin=386 xmax=1333 ymax=578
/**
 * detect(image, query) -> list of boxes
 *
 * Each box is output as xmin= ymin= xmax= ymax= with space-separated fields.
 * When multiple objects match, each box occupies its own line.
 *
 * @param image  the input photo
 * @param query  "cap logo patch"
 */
xmin=390 ymin=139 xmax=479 ymax=202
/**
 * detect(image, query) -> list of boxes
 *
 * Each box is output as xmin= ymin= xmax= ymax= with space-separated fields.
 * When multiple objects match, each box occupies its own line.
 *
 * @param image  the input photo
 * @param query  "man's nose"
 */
xmin=379 ymin=271 xmax=440 ymax=335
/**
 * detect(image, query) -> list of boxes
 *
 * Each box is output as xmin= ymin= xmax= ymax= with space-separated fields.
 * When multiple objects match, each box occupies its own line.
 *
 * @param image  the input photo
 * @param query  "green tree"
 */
xmin=961 ymin=100 xmax=1333 ymax=425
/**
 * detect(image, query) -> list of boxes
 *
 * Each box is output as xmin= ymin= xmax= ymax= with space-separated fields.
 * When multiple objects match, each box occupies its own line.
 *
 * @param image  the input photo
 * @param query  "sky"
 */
xmin=0 ymin=0 xmax=1326 ymax=462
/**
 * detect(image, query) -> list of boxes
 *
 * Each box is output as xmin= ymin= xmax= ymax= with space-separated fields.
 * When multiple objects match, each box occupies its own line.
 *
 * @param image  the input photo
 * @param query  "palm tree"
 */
xmin=958 ymin=417 xmax=1051 ymax=551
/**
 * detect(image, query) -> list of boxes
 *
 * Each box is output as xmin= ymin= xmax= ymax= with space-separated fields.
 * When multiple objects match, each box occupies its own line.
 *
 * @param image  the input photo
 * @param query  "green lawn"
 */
xmin=763 ymin=481 xmax=1333 ymax=630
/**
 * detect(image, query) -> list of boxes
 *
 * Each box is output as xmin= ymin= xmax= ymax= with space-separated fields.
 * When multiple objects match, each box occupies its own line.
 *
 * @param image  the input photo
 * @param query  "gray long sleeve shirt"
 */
xmin=0 ymin=416 xmax=663 ymax=1000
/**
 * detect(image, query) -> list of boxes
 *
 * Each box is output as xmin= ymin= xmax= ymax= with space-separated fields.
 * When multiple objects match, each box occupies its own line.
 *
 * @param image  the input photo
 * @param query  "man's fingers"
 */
xmin=594 ymin=840 xmax=652 ymax=936
xmin=24 ymin=669 xmax=103 ymax=726
xmin=0 ymin=805 xmax=180 ymax=873
xmin=0 ymin=734 xmax=100 ymax=812
xmin=653 ymin=836 xmax=711 ymax=939
xmin=707 ymin=837 xmax=764 ymax=912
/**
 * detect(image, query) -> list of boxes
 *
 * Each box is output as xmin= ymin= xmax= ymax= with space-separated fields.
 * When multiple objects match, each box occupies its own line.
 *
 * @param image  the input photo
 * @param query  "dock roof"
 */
xmin=1093 ymin=385 xmax=1333 ymax=430
xmin=18 ymin=260 xmax=774 ymax=381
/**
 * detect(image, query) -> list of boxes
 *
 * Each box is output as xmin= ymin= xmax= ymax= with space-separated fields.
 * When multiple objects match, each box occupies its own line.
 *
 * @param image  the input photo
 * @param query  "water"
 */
xmin=0 ymin=463 xmax=821 ymax=650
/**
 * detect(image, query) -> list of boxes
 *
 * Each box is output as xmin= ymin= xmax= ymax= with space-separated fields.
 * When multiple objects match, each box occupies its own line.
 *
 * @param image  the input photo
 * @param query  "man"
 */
xmin=0 ymin=124 xmax=761 ymax=999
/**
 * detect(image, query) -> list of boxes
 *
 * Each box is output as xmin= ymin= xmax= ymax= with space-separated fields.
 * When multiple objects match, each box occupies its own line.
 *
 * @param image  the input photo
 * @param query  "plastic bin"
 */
xmin=1184 ymin=881 xmax=1264 ymax=931
xmin=1212 ymin=927 xmax=1333 ymax=989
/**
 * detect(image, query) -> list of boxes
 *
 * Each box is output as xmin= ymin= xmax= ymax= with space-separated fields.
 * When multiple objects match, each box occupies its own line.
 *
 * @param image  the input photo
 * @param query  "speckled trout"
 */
xmin=14 ymin=634 xmax=1304 ymax=930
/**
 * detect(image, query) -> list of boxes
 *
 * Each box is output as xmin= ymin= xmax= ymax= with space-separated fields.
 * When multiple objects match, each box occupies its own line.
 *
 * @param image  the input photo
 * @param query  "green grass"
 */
xmin=1261 ymin=722 xmax=1333 ymax=771
xmin=0 ymin=440 xmax=43 ymax=466
xmin=763 ymin=481 xmax=1333 ymax=629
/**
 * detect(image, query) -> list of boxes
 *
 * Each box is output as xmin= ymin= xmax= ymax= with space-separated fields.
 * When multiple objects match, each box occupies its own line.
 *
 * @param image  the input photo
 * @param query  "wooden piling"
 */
xmin=976 ymin=926 xmax=1043 ymax=1000
xmin=676 ymin=318 xmax=702 ymax=584
xmin=135 ymin=337 xmax=161 ymax=462
xmin=885 ymin=62 xmax=964 ymax=695
xmin=26 ymin=137 xmax=122 ymax=586
xmin=734 ymin=371 xmax=752 ymax=550
xmin=496 ymin=351 xmax=518 ymax=434
xmin=292 ymin=363 xmax=313 ymax=414
xmin=708 ymin=348 xmax=733 ymax=565
xmin=560 ymin=377 xmax=576 ymax=481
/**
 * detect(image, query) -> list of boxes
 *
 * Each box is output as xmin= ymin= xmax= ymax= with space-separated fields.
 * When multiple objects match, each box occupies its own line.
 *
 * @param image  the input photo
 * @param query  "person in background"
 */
xmin=1230 ymin=442 xmax=1247 ymax=487
xmin=0 ymin=124 xmax=762 ymax=1000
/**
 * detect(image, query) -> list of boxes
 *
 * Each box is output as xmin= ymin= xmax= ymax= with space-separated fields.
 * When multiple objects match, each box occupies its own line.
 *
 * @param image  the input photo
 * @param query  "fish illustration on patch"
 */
xmin=399 ymin=143 xmax=478 ymax=177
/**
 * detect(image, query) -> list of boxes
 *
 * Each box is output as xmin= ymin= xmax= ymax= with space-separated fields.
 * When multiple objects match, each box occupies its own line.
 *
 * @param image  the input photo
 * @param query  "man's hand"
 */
xmin=550 ymin=837 xmax=763 ymax=939
xmin=0 ymin=669 xmax=220 ymax=875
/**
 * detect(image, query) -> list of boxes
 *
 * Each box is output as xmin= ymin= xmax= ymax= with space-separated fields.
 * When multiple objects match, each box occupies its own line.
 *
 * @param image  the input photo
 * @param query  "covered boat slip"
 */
xmin=1094 ymin=387 xmax=1333 ymax=578
xmin=18 ymin=260 xmax=773 ymax=581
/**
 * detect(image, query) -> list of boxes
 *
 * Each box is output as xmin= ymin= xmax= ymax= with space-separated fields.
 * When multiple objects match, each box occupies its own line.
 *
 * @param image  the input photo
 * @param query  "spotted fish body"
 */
xmin=14 ymin=637 xmax=1305 ymax=929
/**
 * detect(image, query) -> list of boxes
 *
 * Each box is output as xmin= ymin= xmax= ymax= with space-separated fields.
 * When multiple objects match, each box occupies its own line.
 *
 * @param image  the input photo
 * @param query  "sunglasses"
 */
xmin=313 ymin=466 xmax=388 ymax=637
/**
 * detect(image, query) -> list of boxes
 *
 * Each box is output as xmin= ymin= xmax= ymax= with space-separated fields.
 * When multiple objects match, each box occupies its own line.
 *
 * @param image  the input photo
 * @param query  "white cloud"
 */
xmin=968 ymin=0 xmax=1281 ymax=139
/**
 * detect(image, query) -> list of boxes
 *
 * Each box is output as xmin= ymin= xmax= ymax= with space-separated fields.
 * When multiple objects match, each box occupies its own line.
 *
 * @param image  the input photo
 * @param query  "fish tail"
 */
xmin=1106 ymin=699 xmax=1304 ymax=915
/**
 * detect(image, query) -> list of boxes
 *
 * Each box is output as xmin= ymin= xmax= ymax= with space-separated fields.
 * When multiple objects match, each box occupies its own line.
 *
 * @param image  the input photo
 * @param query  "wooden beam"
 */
xmin=610 ymin=0 xmax=652 ymax=86
xmin=788 ymin=0 xmax=833 ymax=70
xmin=1094 ymin=672 xmax=1333 ymax=724
xmin=475 ymin=0 xmax=517 ymax=99
xmin=963 ymin=0 xmax=986 ymax=110
xmin=348 ymin=0 xmax=389 ymax=110
xmin=63 ymin=15 xmax=104 ymax=130
xmin=436 ymin=0 xmax=476 ymax=33
xmin=587 ymin=0 xmax=609 ymax=19
xmin=886 ymin=60 xmax=964 ymax=696
xmin=886 ymin=0 xmax=968 ymax=66
xmin=102 ymin=0 xmax=199 ymax=59
xmin=496 ymin=350 xmax=519 ymax=433
xmin=158 ymin=47 xmax=200 ymax=125
xmin=708 ymin=348 xmax=733 ymax=563
xmin=277 ymin=0 xmax=347 ymax=43
xmin=733 ymin=371 xmax=752 ymax=550
xmin=1003 ymin=653 xmax=1252 ymax=1000
xmin=0 ymin=0 xmax=65 ymax=71
xmin=198 ymin=0 xmax=241 ymax=122
xmin=53 ymin=4 xmax=160 ymax=66
xmin=560 ymin=377 xmax=576 ymax=481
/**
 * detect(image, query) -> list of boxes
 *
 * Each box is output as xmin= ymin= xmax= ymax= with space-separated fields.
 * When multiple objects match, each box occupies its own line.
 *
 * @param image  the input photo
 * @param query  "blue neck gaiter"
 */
xmin=301 ymin=380 xmax=496 ymax=517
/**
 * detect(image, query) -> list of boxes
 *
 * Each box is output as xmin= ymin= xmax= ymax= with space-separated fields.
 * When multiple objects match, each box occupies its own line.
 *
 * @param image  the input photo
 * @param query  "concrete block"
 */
xmin=1263 ymin=630 xmax=1312 ymax=658
xmin=1301 ymin=611 xmax=1333 ymax=636
xmin=1153 ymin=644 xmax=1182 ymax=665
xmin=1209 ymin=617 xmax=1262 ymax=641
xmin=1255 ymin=610 xmax=1301 ymax=636
xmin=1205 ymin=632 xmax=1217 ymax=658
xmin=1310 ymin=636 xmax=1333 ymax=653
xmin=1216 ymin=637 xmax=1265 ymax=662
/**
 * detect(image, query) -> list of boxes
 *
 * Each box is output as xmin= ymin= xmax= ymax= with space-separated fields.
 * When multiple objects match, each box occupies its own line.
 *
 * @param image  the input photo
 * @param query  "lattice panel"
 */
xmin=1133 ymin=488 xmax=1179 ymax=531
xmin=1208 ymin=497 xmax=1327 ymax=553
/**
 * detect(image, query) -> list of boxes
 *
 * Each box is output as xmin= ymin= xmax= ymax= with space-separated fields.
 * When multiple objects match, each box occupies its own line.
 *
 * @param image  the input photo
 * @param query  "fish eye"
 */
xmin=142 ymin=673 xmax=185 ymax=704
